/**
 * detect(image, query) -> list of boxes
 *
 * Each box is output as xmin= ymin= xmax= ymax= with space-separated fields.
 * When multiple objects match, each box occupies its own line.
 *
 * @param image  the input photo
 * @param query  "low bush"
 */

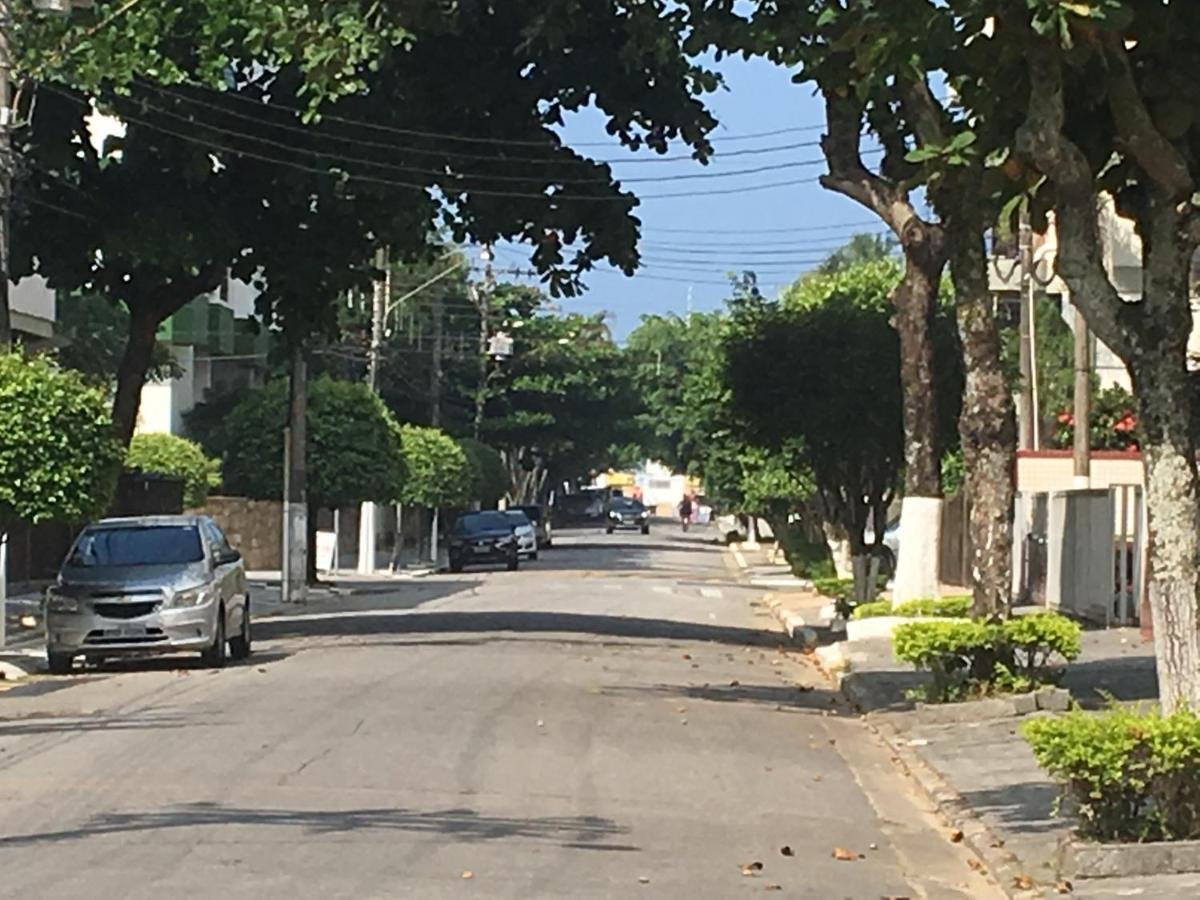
xmin=126 ymin=433 xmax=221 ymax=508
xmin=852 ymin=596 xmax=973 ymax=620
xmin=1023 ymin=707 xmax=1200 ymax=843
xmin=777 ymin=531 xmax=837 ymax=580
xmin=893 ymin=612 xmax=1081 ymax=702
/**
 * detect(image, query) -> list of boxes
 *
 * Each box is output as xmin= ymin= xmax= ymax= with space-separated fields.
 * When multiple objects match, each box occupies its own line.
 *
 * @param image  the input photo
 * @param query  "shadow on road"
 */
xmin=0 ymin=709 xmax=202 ymax=737
xmin=256 ymin=609 xmax=790 ymax=649
xmin=0 ymin=802 xmax=637 ymax=851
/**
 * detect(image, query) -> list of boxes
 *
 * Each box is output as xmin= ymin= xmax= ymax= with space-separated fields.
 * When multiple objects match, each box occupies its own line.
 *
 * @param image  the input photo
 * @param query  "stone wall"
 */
xmin=188 ymin=496 xmax=282 ymax=570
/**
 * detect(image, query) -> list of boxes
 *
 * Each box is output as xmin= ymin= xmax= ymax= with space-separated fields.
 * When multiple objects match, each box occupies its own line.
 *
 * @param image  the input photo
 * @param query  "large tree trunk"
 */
xmin=1130 ymin=226 xmax=1200 ymax=711
xmin=112 ymin=305 xmax=161 ymax=448
xmin=949 ymin=225 xmax=1017 ymax=617
xmin=891 ymin=231 xmax=948 ymax=603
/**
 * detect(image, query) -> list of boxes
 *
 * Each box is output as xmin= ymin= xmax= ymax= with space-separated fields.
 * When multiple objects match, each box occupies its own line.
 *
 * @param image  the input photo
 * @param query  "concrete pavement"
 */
xmin=0 ymin=527 xmax=1001 ymax=898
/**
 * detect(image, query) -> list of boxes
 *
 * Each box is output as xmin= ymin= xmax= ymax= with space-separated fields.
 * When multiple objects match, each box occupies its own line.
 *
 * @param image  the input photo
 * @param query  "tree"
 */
xmin=220 ymin=377 xmax=404 ymax=580
xmin=724 ymin=279 xmax=904 ymax=601
xmin=1005 ymin=1 xmax=1200 ymax=709
xmin=818 ymin=232 xmax=897 ymax=275
xmin=55 ymin=293 xmax=180 ymax=387
xmin=16 ymin=1 xmax=723 ymax=444
xmin=0 ymin=352 xmax=120 ymax=534
xmin=482 ymin=313 xmax=642 ymax=501
xmin=459 ymin=439 xmax=508 ymax=509
xmin=125 ymin=433 xmax=220 ymax=509
xmin=396 ymin=426 xmax=470 ymax=511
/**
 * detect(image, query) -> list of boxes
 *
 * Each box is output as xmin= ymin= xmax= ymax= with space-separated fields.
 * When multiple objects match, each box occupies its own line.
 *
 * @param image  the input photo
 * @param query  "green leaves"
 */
xmin=904 ymin=131 xmax=978 ymax=167
xmin=893 ymin=612 xmax=1081 ymax=702
xmin=1023 ymin=706 xmax=1200 ymax=842
xmin=396 ymin=425 xmax=470 ymax=509
xmin=125 ymin=433 xmax=221 ymax=508
xmin=0 ymin=352 xmax=120 ymax=530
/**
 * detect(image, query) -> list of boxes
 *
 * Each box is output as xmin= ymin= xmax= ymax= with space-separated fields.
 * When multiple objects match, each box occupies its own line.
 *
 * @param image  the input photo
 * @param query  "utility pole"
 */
xmin=430 ymin=292 xmax=443 ymax=427
xmin=472 ymin=245 xmax=496 ymax=439
xmin=0 ymin=0 xmax=13 ymax=349
xmin=358 ymin=247 xmax=388 ymax=574
xmin=284 ymin=340 xmax=308 ymax=602
xmin=1017 ymin=210 xmax=1036 ymax=450
xmin=1073 ymin=302 xmax=1092 ymax=487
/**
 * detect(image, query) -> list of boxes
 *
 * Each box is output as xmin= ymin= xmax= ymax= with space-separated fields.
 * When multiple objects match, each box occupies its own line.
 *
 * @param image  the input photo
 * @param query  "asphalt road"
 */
xmin=0 ymin=527 xmax=1001 ymax=899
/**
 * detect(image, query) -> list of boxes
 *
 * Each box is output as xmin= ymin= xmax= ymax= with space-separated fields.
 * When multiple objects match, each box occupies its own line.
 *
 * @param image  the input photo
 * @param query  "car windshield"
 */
xmin=512 ymin=506 xmax=542 ymax=524
xmin=503 ymin=511 xmax=532 ymax=527
xmin=611 ymin=498 xmax=644 ymax=512
xmin=68 ymin=525 xmax=205 ymax=568
xmin=454 ymin=512 xmax=513 ymax=535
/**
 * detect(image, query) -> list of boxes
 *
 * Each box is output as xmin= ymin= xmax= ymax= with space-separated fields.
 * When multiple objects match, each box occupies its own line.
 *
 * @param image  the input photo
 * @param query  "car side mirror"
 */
xmin=219 ymin=549 xmax=242 ymax=565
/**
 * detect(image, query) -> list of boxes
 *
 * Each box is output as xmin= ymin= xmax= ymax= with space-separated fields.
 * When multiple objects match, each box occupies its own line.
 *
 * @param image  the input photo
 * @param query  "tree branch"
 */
xmin=1016 ymin=39 xmax=1138 ymax=362
xmin=818 ymin=91 xmax=941 ymax=250
xmin=1100 ymin=31 xmax=1194 ymax=202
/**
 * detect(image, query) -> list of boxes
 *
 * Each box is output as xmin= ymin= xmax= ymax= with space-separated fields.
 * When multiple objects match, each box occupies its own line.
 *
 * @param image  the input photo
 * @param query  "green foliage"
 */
xmin=813 ymin=577 xmax=884 ymax=619
xmin=459 ymin=438 xmax=508 ymax=508
xmin=1023 ymin=707 xmax=1200 ymax=843
xmin=125 ymin=433 xmax=220 ymax=508
xmin=55 ymin=293 xmax=180 ymax=387
xmin=221 ymin=377 xmax=404 ymax=507
xmin=940 ymin=448 xmax=966 ymax=495
xmin=893 ymin=613 xmax=1082 ymax=703
xmin=0 ymin=352 xmax=120 ymax=529
xmin=851 ymin=596 xmax=972 ymax=620
xmin=1052 ymin=385 xmax=1140 ymax=452
xmin=397 ymin=425 xmax=469 ymax=509
xmin=817 ymin=233 xmax=896 ymax=275
xmin=776 ymin=528 xmax=836 ymax=580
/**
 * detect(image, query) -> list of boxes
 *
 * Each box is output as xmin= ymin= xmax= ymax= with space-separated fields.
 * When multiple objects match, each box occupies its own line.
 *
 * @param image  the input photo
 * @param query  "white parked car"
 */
xmin=502 ymin=510 xmax=539 ymax=560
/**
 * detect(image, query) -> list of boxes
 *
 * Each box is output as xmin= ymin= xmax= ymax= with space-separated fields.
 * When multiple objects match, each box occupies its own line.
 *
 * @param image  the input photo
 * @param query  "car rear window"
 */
xmin=513 ymin=506 xmax=542 ymax=523
xmin=504 ymin=511 xmax=533 ymax=527
xmin=69 ymin=525 xmax=205 ymax=567
xmin=454 ymin=512 xmax=512 ymax=535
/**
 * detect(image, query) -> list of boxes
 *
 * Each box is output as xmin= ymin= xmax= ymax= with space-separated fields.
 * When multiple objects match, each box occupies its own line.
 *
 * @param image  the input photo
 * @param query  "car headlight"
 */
xmin=168 ymin=586 xmax=214 ymax=608
xmin=46 ymin=589 xmax=79 ymax=614
xmin=497 ymin=536 xmax=515 ymax=547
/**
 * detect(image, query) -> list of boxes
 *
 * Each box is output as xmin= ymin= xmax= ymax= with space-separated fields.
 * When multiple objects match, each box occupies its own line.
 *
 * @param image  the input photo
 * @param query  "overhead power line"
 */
xmin=161 ymin=76 xmax=825 ymax=149
xmin=129 ymin=78 xmax=824 ymax=167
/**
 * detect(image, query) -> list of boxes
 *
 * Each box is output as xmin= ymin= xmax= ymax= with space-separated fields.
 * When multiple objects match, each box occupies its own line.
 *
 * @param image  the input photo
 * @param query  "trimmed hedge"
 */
xmin=126 ymin=433 xmax=220 ymax=508
xmin=893 ymin=612 xmax=1081 ymax=702
xmin=851 ymin=596 xmax=972 ymax=620
xmin=1024 ymin=707 xmax=1200 ymax=843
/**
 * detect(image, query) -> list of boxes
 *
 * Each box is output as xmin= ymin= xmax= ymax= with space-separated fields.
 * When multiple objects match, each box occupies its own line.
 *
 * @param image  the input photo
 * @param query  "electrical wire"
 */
xmin=129 ymin=77 xmax=824 ymax=167
xmin=160 ymin=75 xmax=825 ymax=149
xmin=44 ymin=85 xmax=826 ymax=202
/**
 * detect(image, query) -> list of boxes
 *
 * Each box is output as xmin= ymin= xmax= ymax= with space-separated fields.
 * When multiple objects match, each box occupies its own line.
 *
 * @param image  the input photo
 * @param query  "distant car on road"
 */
xmin=45 ymin=515 xmax=251 ymax=674
xmin=448 ymin=511 xmax=520 ymax=573
xmin=502 ymin=509 xmax=539 ymax=560
xmin=510 ymin=504 xmax=553 ymax=549
xmin=606 ymin=496 xmax=651 ymax=535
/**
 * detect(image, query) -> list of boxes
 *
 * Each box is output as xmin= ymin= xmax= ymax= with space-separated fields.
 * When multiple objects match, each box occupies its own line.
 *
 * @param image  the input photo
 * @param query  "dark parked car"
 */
xmin=606 ymin=496 xmax=651 ymax=534
xmin=448 ymin=511 xmax=520 ymax=573
xmin=511 ymin=504 xmax=553 ymax=549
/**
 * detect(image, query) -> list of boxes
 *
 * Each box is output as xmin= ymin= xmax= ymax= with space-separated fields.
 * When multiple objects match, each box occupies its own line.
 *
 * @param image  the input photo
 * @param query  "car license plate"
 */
xmin=113 ymin=625 xmax=144 ymax=638
xmin=473 ymin=544 xmax=491 ymax=554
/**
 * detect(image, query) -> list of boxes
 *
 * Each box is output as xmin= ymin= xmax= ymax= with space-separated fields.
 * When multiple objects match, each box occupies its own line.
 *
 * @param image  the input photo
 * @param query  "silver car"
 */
xmin=45 ymin=515 xmax=251 ymax=673
xmin=502 ymin=509 xmax=539 ymax=560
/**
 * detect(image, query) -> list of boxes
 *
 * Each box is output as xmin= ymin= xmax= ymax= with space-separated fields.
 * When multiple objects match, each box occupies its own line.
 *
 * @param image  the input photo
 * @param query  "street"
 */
xmin=0 ymin=528 xmax=999 ymax=899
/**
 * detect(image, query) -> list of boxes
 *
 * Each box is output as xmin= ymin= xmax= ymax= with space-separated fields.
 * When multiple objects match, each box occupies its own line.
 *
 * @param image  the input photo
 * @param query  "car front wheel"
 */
xmin=507 ymin=553 xmax=519 ymax=572
xmin=201 ymin=606 xmax=227 ymax=669
xmin=229 ymin=600 xmax=252 ymax=661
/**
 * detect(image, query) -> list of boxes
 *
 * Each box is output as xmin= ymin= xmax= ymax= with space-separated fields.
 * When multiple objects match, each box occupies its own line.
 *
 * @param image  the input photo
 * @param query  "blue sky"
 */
xmin=493 ymin=56 xmax=882 ymax=340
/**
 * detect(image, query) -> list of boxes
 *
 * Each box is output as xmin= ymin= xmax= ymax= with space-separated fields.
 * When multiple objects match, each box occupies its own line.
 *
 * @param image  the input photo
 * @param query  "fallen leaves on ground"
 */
xmin=461 ymin=871 xmax=474 ymax=880
xmin=764 ymin=885 xmax=783 ymax=892
xmin=740 ymin=861 xmax=764 ymax=876
xmin=780 ymin=846 xmax=794 ymax=857
xmin=948 ymin=829 xmax=964 ymax=843
xmin=796 ymin=684 xmax=814 ymax=693
xmin=730 ymin=680 xmax=741 ymax=687
xmin=637 ymin=876 xmax=650 ymax=884
xmin=1054 ymin=879 xmax=1073 ymax=894
xmin=1013 ymin=874 xmax=1035 ymax=890
xmin=812 ymin=774 xmax=823 ymax=782
xmin=831 ymin=847 xmax=860 ymax=861
xmin=681 ymin=653 xmax=692 ymax=660
xmin=966 ymin=859 xmax=986 ymax=874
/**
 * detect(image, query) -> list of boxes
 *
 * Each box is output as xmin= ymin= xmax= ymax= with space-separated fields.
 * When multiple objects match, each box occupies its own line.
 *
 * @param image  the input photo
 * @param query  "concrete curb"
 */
xmin=762 ymin=595 xmax=818 ymax=649
xmin=1060 ymin=835 xmax=1200 ymax=880
xmin=866 ymin=716 xmax=1047 ymax=899
xmin=0 ymin=655 xmax=41 ymax=682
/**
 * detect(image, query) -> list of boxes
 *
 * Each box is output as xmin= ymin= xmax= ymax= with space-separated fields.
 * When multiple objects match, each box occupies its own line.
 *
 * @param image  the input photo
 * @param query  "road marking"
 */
xmin=700 ymin=587 xmax=723 ymax=599
xmin=730 ymin=543 xmax=748 ymax=570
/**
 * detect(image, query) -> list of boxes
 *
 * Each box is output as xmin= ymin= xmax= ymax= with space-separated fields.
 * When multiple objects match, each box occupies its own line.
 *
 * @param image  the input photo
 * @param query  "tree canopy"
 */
xmin=0 ymin=353 xmax=120 ymax=531
xmin=396 ymin=425 xmax=470 ymax=510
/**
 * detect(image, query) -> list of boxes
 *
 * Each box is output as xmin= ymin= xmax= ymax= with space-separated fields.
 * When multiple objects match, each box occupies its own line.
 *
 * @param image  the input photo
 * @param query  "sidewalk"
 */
xmin=749 ymin=575 xmax=1173 ymax=897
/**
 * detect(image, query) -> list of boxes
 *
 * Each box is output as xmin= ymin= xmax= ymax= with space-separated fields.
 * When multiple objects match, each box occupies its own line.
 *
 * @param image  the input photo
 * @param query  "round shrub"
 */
xmin=126 ymin=433 xmax=221 ymax=508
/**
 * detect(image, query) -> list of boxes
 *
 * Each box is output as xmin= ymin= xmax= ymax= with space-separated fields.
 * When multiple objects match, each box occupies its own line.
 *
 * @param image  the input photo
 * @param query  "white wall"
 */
xmin=136 ymin=344 xmax=197 ymax=436
xmin=10 ymin=276 xmax=56 ymax=338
